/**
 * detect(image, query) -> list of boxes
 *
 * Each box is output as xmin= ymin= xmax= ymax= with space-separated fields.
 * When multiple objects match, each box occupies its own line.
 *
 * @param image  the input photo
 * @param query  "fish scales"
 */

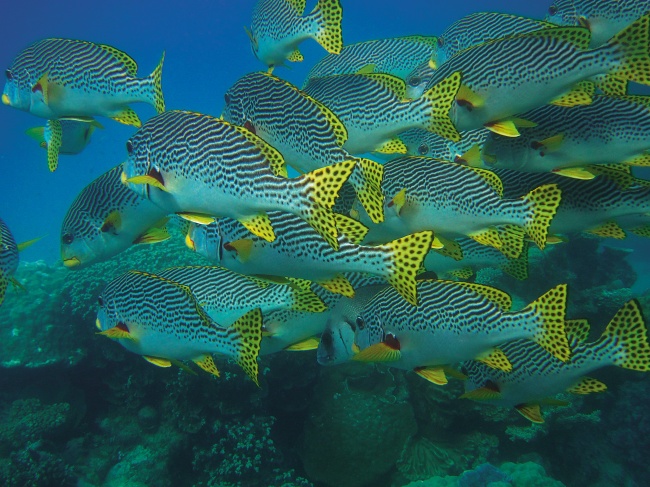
xmin=397 ymin=128 xmax=489 ymax=161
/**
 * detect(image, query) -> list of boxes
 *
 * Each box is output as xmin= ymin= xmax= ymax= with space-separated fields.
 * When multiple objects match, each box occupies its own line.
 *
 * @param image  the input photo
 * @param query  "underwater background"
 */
xmin=1 ymin=1 xmax=650 ymax=486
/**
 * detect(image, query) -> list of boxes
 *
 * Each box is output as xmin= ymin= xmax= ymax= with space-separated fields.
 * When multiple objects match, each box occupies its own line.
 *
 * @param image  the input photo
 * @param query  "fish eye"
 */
xmin=418 ymin=143 xmax=429 ymax=155
xmin=97 ymin=296 xmax=104 ymax=307
xmin=126 ymin=140 xmax=133 ymax=154
xmin=5 ymin=69 xmax=12 ymax=81
xmin=62 ymin=233 xmax=74 ymax=245
xmin=437 ymin=37 xmax=445 ymax=47
xmin=355 ymin=316 xmax=365 ymax=330
xmin=408 ymin=76 xmax=422 ymax=87
xmin=224 ymin=93 xmax=231 ymax=105
xmin=548 ymin=5 xmax=557 ymax=15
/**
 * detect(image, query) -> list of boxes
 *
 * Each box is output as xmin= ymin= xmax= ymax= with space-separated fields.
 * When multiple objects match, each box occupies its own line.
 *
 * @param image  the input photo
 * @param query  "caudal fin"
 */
xmin=522 ymin=184 xmax=562 ymax=250
xmin=310 ymin=0 xmax=343 ymax=54
xmin=231 ymin=308 xmax=263 ymax=385
xmin=603 ymin=12 xmax=650 ymax=93
xmin=419 ymin=71 xmax=462 ymax=142
xmin=598 ymin=299 xmax=650 ymax=371
xmin=523 ymin=283 xmax=571 ymax=362
xmin=288 ymin=281 xmax=328 ymax=313
xmin=348 ymin=158 xmax=385 ymax=224
xmin=146 ymin=52 xmax=166 ymax=114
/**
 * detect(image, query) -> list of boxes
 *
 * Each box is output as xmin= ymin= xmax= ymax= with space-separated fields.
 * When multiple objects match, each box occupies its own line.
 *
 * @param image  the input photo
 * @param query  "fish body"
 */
xmin=0 ymin=218 xmax=19 ymax=305
xmin=96 ymin=270 xmax=262 ymax=383
xmin=248 ymin=0 xmax=343 ymax=69
xmin=61 ymin=166 xmax=170 ymax=269
xmin=397 ymin=127 xmax=488 ymax=161
xmin=122 ymin=110 xmax=353 ymax=250
xmin=3 ymin=38 xmax=164 ymax=126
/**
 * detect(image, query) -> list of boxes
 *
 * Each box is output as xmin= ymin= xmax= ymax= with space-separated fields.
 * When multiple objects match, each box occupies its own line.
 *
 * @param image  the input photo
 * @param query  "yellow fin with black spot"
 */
xmin=501 ymin=243 xmax=529 ymax=281
xmin=624 ymin=152 xmax=650 ymax=167
xmin=476 ymin=348 xmax=513 ymax=372
xmin=287 ymin=48 xmax=304 ymax=62
xmin=600 ymin=299 xmax=650 ymax=371
xmin=231 ymin=308 xmax=263 ymax=386
xmin=318 ymin=274 xmax=355 ymax=297
xmin=522 ymin=184 xmax=562 ymax=251
xmin=46 ymin=119 xmax=62 ymax=172
xmin=311 ymin=0 xmax=344 ymax=55
xmin=447 ymin=268 xmax=474 ymax=281
xmin=567 ymin=377 xmax=607 ymax=394
xmin=566 ymin=319 xmax=590 ymax=344
xmin=586 ymin=221 xmax=626 ymax=239
xmin=432 ymin=236 xmax=463 ymax=260
xmin=603 ymin=12 xmax=650 ymax=90
xmin=550 ymin=81 xmax=594 ymax=107
xmin=374 ymin=137 xmax=408 ymax=154
xmin=522 ymin=283 xmax=570 ymax=362
xmin=334 ymin=213 xmax=368 ymax=245
xmin=193 ymin=354 xmax=220 ymax=377
xmin=112 ymin=107 xmax=142 ymax=127
xmin=446 ymin=281 xmax=512 ymax=311
xmin=348 ymin=157 xmax=385 ymax=224
xmin=421 ymin=71 xmax=462 ymax=142
xmin=238 ymin=213 xmax=275 ymax=242
xmin=460 ymin=386 xmax=502 ymax=401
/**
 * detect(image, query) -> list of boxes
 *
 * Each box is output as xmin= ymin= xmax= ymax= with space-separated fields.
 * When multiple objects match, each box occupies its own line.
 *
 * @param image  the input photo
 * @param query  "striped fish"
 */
xmin=2 ymin=38 xmax=164 ymax=126
xmin=481 ymin=95 xmax=650 ymax=174
xmin=121 ymin=110 xmax=353 ymax=250
xmin=61 ymin=166 xmax=170 ymax=269
xmin=417 ymin=14 xmax=650 ymax=136
xmin=405 ymin=13 xmax=554 ymax=99
xmin=247 ymin=0 xmax=343 ymax=71
xmin=350 ymin=280 xmax=572 ymax=385
xmin=461 ymin=300 xmax=650 ymax=423
xmin=96 ymin=269 xmax=262 ymax=384
xmin=0 ymin=218 xmax=41 ymax=306
xmin=304 ymin=35 xmax=438 ymax=83
xmin=302 ymin=71 xmax=463 ymax=152
xmin=396 ymin=127 xmax=488 ymax=162
xmin=354 ymin=156 xmax=561 ymax=259
xmin=222 ymin=71 xmax=385 ymax=223
xmin=26 ymin=119 xmax=102 ymax=172
xmin=185 ymin=211 xmax=433 ymax=306
xmin=547 ymin=0 xmax=650 ymax=47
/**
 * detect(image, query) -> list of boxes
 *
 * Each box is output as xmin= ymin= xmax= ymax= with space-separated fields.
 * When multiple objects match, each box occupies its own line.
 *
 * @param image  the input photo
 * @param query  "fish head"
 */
xmin=545 ymin=0 xmax=578 ymax=26
xmin=60 ymin=208 xmax=112 ymax=269
xmin=221 ymin=80 xmax=248 ymax=126
xmin=2 ymin=66 xmax=31 ymax=112
xmin=186 ymin=221 xmax=224 ymax=263
xmin=405 ymin=62 xmax=432 ymax=100
xmin=352 ymin=306 xmax=386 ymax=352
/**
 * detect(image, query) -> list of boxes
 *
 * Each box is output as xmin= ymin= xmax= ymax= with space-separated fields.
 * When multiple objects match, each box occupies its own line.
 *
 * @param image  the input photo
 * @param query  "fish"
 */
xmin=461 ymin=299 xmax=650 ymax=423
xmin=304 ymin=35 xmax=438 ymax=83
xmin=396 ymin=127 xmax=488 ymax=162
xmin=2 ymin=38 xmax=164 ymax=126
xmin=222 ymin=71 xmax=385 ymax=223
xmin=155 ymin=265 xmax=327 ymax=326
xmin=96 ymin=269 xmax=262 ymax=384
xmin=546 ymin=0 xmax=650 ymax=47
xmin=353 ymin=156 xmax=561 ymax=259
xmin=26 ymin=118 xmax=103 ymax=172
xmin=121 ymin=110 xmax=354 ymax=251
xmin=0 ymin=218 xmax=41 ymax=306
xmin=350 ymin=280 xmax=572 ymax=385
xmin=60 ymin=165 xmax=170 ymax=269
xmin=185 ymin=211 xmax=434 ymax=306
xmin=481 ymin=95 xmax=650 ymax=174
xmin=247 ymin=0 xmax=343 ymax=71
xmin=302 ymin=71 xmax=463 ymax=152
xmin=416 ymin=14 xmax=650 ymax=136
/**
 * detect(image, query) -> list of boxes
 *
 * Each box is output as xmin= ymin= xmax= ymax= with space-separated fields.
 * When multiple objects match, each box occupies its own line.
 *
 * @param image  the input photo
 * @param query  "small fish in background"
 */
xmin=0 ymin=218 xmax=42 ymax=306
xmin=96 ymin=270 xmax=263 ymax=384
xmin=26 ymin=118 xmax=103 ymax=172
xmin=2 ymin=38 xmax=165 ymax=126
xmin=121 ymin=110 xmax=354 ymax=251
xmin=546 ymin=0 xmax=650 ymax=47
xmin=350 ymin=280 xmax=572 ymax=386
xmin=247 ymin=0 xmax=343 ymax=72
xmin=396 ymin=127 xmax=488 ymax=162
xmin=461 ymin=300 xmax=650 ymax=423
xmin=60 ymin=165 xmax=171 ymax=269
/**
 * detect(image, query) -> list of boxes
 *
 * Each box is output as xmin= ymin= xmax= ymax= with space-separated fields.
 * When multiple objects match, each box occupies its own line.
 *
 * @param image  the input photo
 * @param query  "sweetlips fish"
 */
xmin=121 ymin=110 xmax=354 ymax=251
xmin=461 ymin=300 xmax=650 ymax=423
xmin=481 ymin=95 xmax=650 ymax=175
xmin=353 ymin=156 xmax=561 ymax=259
xmin=185 ymin=210 xmax=434 ymax=306
xmin=396 ymin=127 xmax=488 ymax=162
xmin=304 ymin=35 xmax=438 ymax=83
xmin=61 ymin=165 xmax=170 ymax=269
xmin=96 ymin=269 xmax=262 ymax=384
xmin=302 ymin=70 xmax=463 ymax=152
xmin=222 ymin=71 xmax=385 ymax=223
xmin=416 ymin=14 xmax=650 ymax=136
xmin=0 ymin=218 xmax=40 ymax=306
xmin=247 ymin=0 xmax=343 ymax=71
xmin=2 ymin=38 xmax=164 ymax=126
xmin=350 ymin=280 xmax=571 ymax=385
xmin=546 ymin=0 xmax=650 ymax=47
xmin=26 ymin=118 xmax=102 ymax=172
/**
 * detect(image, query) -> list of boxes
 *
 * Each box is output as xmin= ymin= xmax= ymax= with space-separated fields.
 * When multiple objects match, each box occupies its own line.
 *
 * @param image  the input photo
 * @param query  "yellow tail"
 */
xmin=231 ymin=308 xmax=263 ymax=386
xmin=600 ymin=299 xmax=650 ymax=371
xmin=147 ymin=52 xmax=166 ymax=114
xmin=348 ymin=158 xmax=385 ymax=224
xmin=420 ymin=71 xmax=462 ymax=142
xmin=604 ymin=12 xmax=650 ymax=92
xmin=311 ymin=0 xmax=343 ymax=54
xmin=522 ymin=184 xmax=562 ymax=250
xmin=523 ymin=283 xmax=571 ymax=362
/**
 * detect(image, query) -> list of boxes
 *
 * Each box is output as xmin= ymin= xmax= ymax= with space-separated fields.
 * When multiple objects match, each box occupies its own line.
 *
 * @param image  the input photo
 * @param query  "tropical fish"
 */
xmin=246 ymin=0 xmax=343 ymax=71
xmin=121 ymin=110 xmax=354 ymax=250
xmin=304 ymin=35 xmax=438 ymax=83
xmin=26 ymin=119 xmax=103 ymax=171
xmin=353 ymin=156 xmax=561 ymax=259
xmin=481 ymin=95 xmax=650 ymax=174
xmin=96 ymin=270 xmax=262 ymax=383
xmin=0 ymin=218 xmax=41 ymax=306
xmin=2 ymin=38 xmax=164 ymax=126
xmin=222 ymin=71 xmax=385 ymax=223
xmin=185 ymin=211 xmax=434 ymax=306
xmin=396 ymin=127 xmax=488 ymax=162
xmin=302 ymin=71 xmax=463 ymax=152
xmin=350 ymin=280 xmax=572 ymax=385
xmin=461 ymin=299 xmax=650 ymax=423
xmin=546 ymin=0 xmax=650 ymax=47
xmin=61 ymin=166 xmax=170 ymax=269
xmin=416 ymin=14 xmax=650 ymax=136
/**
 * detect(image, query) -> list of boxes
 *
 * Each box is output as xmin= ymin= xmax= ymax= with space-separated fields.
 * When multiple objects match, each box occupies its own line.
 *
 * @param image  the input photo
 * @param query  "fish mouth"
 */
xmin=63 ymin=257 xmax=81 ymax=268
xmin=1 ymin=94 xmax=10 ymax=105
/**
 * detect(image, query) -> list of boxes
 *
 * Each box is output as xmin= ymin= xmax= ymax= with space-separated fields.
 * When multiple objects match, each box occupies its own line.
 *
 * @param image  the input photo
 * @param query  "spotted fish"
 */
xmin=0 ymin=218 xmax=41 ymax=306
xmin=26 ymin=119 xmax=102 ymax=172
xmin=121 ymin=110 xmax=353 ymax=250
xmin=185 ymin=211 xmax=433 ymax=306
xmin=222 ymin=71 xmax=385 ymax=223
xmin=461 ymin=300 xmax=650 ymax=423
xmin=350 ymin=280 xmax=571 ymax=385
xmin=61 ymin=166 xmax=170 ymax=269
xmin=354 ymin=156 xmax=561 ymax=259
xmin=247 ymin=0 xmax=343 ymax=71
xmin=2 ymin=38 xmax=164 ymax=126
xmin=302 ymin=71 xmax=463 ymax=152
xmin=96 ymin=269 xmax=262 ymax=383
xmin=396 ymin=127 xmax=488 ymax=162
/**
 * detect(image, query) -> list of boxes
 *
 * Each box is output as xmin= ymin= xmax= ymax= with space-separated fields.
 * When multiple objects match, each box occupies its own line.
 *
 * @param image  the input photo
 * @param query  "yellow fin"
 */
xmin=232 ymin=308 xmax=263 ymax=386
xmin=456 ymin=84 xmax=485 ymax=109
xmin=485 ymin=120 xmax=520 ymax=137
xmin=193 ymin=354 xmax=220 ymax=377
xmin=374 ymin=137 xmax=408 ymax=154
xmin=414 ymin=366 xmax=447 ymax=385
xmin=16 ymin=236 xmax=44 ymax=252
xmin=99 ymin=43 xmax=138 ymax=76
xmin=318 ymin=274 xmax=355 ymax=297
xmin=501 ymin=243 xmax=529 ymax=281
xmin=602 ymin=299 xmax=650 ymax=371
xmin=284 ymin=337 xmax=320 ymax=351
xmin=348 ymin=158 xmax=385 ymax=224
xmin=460 ymin=386 xmax=502 ymax=401
xmin=515 ymin=403 xmax=544 ymax=423
xmin=586 ymin=221 xmax=626 ymax=239
xmin=525 ymin=283 xmax=571 ymax=362
xmin=446 ymin=281 xmax=512 ymax=311
xmin=443 ymin=366 xmax=467 ymax=381
xmin=522 ymin=184 xmax=562 ymax=251
xmin=566 ymin=319 xmax=590 ymax=344
xmin=467 ymin=166 xmax=503 ymax=197
xmin=476 ymin=348 xmax=513 ymax=372
xmin=111 ymin=107 xmax=142 ymax=127
xmin=552 ymin=167 xmax=596 ymax=180
xmin=287 ymin=48 xmax=304 ymax=62
xmin=101 ymin=210 xmax=122 ymax=235
xmin=447 ymin=268 xmax=474 ymax=280
xmin=567 ymin=377 xmax=607 ymax=394
xmin=422 ymin=71 xmax=462 ymax=142
xmin=532 ymin=133 xmax=565 ymax=154
xmin=430 ymin=236 xmax=445 ymax=250
xmin=223 ymin=238 xmax=254 ymax=262
xmin=229 ymin=120 xmax=289 ymax=177
xmin=238 ymin=213 xmax=275 ymax=242
xmin=352 ymin=340 xmax=401 ymax=363
xmin=469 ymin=227 xmax=503 ymax=252
xmin=605 ymin=12 xmax=650 ymax=87
xmin=176 ymin=212 xmax=216 ymax=225
xmin=289 ymin=283 xmax=328 ymax=313
xmin=510 ymin=117 xmax=538 ymax=128
xmin=455 ymin=144 xmax=482 ymax=167
xmin=149 ymin=51 xmax=166 ymax=114
xmin=25 ymin=127 xmax=45 ymax=145
xmin=364 ymin=73 xmax=408 ymax=99
xmin=312 ymin=0 xmax=343 ymax=54
xmin=98 ymin=325 xmax=136 ymax=341
xmin=143 ymin=356 xmax=172 ymax=367
xmin=126 ymin=174 xmax=169 ymax=192
xmin=32 ymin=72 xmax=50 ymax=105
xmin=432 ymin=236 xmax=463 ymax=260
xmin=356 ymin=63 xmax=376 ymax=74
xmin=624 ymin=152 xmax=650 ymax=167
xmin=334 ymin=213 xmax=368 ymax=245
xmin=550 ymin=81 xmax=594 ymax=107
xmin=45 ymin=119 xmax=62 ymax=172
xmin=629 ymin=225 xmax=650 ymax=238
xmin=134 ymin=226 xmax=171 ymax=244
xmin=387 ymin=188 xmax=407 ymax=216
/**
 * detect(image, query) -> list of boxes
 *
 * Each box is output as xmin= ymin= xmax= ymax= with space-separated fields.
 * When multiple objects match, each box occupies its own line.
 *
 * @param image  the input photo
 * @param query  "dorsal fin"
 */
xmin=227 ymin=119 xmax=288 ymax=177
xmin=508 ymin=26 xmax=591 ymax=50
xmin=98 ymin=44 xmax=138 ymax=76
xmin=363 ymin=73 xmax=408 ymax=99
xmin=464 ymin=165 xmax=504 ymax=197
xmin=440 ymin=280 xmax=512 ymax=311
xmin=286 ymin=0 xmax=306 ymax=14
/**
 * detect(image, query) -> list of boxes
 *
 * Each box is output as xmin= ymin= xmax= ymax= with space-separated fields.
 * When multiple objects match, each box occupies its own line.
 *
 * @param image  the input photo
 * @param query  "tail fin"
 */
xmin=287 ymin=281 xmax=328 ymax=313
xmin=598 ymin=299 xmax=650 ymax=371
xmin=501 ymin=241 xmax=529 ymax=280
xmin=231 ymin=308 xmax=263 ymax=385
xmin=604 ymin=13 xmax=650 ymax=92
xmin=146 ymin=52 xmax=165 ymax=114
xmin=522 ymin=283 xmax=571 ymax=362
xmin=310 ymin=0 xmax=343 ymax=54
xmin=380 ymin=231 xmax=434 ymax=306
xmin=348 ymin=158 xmax=385 ymax=224
xmin=418 ymin=71 xmax=462 ymax=142
xmin=521 ymin=184 xmax=562 ymax=250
